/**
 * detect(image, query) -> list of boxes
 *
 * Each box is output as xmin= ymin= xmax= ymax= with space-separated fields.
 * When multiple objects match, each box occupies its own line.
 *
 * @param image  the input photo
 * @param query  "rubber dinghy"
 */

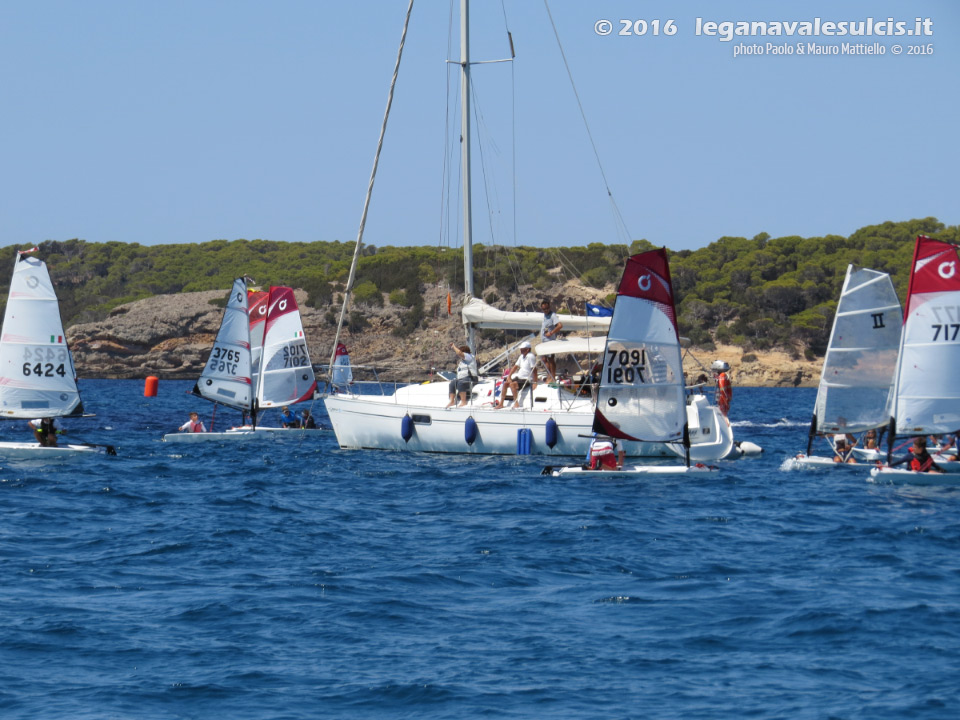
xmin=871 ymin=236 xmax=960 ymax=485
xmin=0 ymin=248 xmax=115 ymax=458
xmin=790 ymin=264 xmax=902 ymax=469
xmin=545 ymin=248 xmax=718 ymax=477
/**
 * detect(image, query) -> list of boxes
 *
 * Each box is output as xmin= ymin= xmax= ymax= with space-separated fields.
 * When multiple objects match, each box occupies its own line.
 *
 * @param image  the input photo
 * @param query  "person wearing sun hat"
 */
xmin=505 ymin=341 xmax=538 ymax=409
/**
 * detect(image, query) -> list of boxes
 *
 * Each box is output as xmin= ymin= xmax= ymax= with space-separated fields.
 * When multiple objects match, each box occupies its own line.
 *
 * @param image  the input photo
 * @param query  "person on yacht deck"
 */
xmin=446 ymin=343 xmax=477 ymax=408
xmin=505 ymin=341 xmax=537 ymax=409
xmin=540 ymin=300 xmax=563 ymax=380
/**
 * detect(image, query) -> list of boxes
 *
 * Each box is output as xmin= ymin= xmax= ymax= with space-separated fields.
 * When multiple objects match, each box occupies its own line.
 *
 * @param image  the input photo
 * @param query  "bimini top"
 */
xmin=535 ymin=336 xmax=606 ymax=356
xmin=461 ymin=298 xmax=611 ymax=332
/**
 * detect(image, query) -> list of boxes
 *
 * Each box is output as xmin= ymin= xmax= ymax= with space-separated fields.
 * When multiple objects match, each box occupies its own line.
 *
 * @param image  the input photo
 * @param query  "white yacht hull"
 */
xmin=324 ymin=380 xmax=734 ymax=461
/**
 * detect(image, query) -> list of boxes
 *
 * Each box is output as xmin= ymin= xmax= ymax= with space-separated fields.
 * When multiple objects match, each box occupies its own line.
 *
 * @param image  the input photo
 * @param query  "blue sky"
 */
xmin=1 ymin=0 xmax=956 ymax=252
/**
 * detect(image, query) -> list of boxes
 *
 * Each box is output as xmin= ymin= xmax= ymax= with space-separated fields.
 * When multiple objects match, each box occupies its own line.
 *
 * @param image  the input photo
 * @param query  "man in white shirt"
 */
xmin=506 ymin=341 xmax=538 ymax=409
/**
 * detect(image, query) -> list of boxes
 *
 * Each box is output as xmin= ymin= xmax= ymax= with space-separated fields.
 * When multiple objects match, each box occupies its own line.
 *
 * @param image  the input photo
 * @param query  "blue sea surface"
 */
xmin=1 ymin=381 xmax=958 ymax=719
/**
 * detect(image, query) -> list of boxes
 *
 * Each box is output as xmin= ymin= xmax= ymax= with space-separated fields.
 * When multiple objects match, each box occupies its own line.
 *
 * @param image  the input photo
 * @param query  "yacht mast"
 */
xmin=460 ymin=0 xmax=475 ymax=350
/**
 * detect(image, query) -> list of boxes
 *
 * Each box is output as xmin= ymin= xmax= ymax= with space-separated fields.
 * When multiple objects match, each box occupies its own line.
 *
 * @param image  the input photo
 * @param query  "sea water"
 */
xmin=1 ymin=381 xmax=958 ymax=719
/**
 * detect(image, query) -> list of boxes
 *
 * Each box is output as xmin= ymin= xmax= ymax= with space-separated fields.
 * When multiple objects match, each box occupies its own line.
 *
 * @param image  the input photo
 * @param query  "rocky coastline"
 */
xmin=66 ymin=288 xmax=821 ymax=388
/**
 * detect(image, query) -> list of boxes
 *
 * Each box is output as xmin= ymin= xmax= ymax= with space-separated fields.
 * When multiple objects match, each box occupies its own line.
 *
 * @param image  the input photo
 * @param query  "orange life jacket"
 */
xmin=716 ymin=372 xmax=732 ymax=416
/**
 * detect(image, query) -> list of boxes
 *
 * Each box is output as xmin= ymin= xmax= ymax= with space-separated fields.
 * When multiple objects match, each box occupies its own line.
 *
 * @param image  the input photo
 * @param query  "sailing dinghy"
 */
xmin=790 ymin=265 xmax=902 ymax=469
xmin=0 ymin=249 xmax=115 ymax=458
xmin=226 ymin=286 xmax=319 ymax=433
xmin=871 ymin=236 xmax=960 ymax=483
xmin=545 ymin=249 xmax=720 ymax=477
xmin=163 ymin=277 xmax=263 ymax=443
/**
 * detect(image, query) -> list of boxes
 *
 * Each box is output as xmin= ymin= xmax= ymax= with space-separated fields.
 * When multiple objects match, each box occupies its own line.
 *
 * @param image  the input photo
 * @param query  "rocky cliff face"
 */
xmin=66 ymin=286 xmax=821 ymax=387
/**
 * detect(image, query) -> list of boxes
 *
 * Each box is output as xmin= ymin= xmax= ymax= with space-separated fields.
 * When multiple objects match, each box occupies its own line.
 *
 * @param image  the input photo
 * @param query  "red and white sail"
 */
xmin=195 ymin=278 xmax=253 ymax=413
xmin=893 ymin=236 xmax=960 ymax=434
xmin=248 ymin=289 xmax=269 ymax=394
xmin=256 ymin=287 xmax=317 ymax=407
xmin=0 ymin=252 xmax=83 ymax=418
xmin=593 ymin=248 xmax=685 ymax=442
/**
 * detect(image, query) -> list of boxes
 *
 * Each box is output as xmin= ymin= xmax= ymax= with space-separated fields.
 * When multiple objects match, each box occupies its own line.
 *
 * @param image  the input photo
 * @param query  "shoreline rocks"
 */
xmin=66 ymin=289 xmax=821 ymax=387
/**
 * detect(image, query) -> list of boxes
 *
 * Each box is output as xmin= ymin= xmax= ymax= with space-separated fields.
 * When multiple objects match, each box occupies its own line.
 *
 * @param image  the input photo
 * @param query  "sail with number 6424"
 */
xmin=0 ymin=248 xmax=115 ymax=457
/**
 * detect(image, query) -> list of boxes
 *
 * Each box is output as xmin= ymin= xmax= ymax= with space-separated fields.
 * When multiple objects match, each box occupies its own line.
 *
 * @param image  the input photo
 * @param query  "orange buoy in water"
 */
xmin=446 ymin=292 xmax=452 ymax=315
xmin=144 ymin=376 xmax=159 ymax=397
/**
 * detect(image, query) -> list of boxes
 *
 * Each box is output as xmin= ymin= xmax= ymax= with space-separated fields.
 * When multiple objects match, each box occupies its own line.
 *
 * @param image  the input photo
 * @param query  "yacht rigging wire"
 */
xmin=327 ymin=0 xmax=415 ymax=386
xmin=542 ymin=0 xmax=632 ymax=244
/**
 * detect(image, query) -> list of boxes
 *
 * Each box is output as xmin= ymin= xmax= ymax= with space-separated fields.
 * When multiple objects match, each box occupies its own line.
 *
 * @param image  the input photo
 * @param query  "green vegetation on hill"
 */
xmin=2 ymin=217 xmax=956 ymax=358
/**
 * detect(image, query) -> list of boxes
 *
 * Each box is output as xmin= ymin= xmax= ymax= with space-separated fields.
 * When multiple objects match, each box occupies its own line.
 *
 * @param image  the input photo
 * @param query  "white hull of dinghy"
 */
xmin=546 ymin=463 xmax=718 ymax=477
xmin=224 ymin=425 xmax=324 ymax=434
xmin=162 ymin=431 xmax=266 ymax=443
xmin=785 ymin=454 xmax=869 ymax=470
xmin=869 ymin=466 xmax=960 ymax=485
xmin=0 ymin=441 xmax=108 ymax=458
xmin=851 ymin=447 xmax=885 ymax=462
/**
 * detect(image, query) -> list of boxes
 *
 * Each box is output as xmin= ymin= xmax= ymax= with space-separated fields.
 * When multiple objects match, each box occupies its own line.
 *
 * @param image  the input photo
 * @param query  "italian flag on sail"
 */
xmin=51 ymin=335 xmax=63 ymax=343
xmin=294 ymin=331 xmax=303 ymax=338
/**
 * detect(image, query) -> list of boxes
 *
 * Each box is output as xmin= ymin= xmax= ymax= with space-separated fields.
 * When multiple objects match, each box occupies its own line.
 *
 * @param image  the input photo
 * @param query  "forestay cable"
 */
xmin=327 ymin=0 xmax=416 ymax=388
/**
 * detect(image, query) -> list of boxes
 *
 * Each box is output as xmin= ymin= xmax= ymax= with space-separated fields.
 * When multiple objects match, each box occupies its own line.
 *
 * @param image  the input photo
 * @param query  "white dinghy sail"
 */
xmin=872 ymin=236 xmax=960 ymax=482
xmin=163 ymin=277 xmax=262 ymax=443
xmin=194 ymin=277 xmax=254 ymax=412
xmin=546 ymin=249 xmax=718 ymax=476
xmin=792 ymin=265 xmax=902 ymax=468
xmin=0 ymin=249 xmax=114 ymax=457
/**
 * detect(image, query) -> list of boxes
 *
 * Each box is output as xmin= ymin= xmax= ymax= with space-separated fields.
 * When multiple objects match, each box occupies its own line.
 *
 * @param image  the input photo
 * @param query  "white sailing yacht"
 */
xmin=791 ymin=264 xmax=902 ymax=468
xmin=0 ymin=249 xmax=115 ymax=457
xmin=324 ymin=0 xmax=734 ymax=460
xmin=545 ymin=249 xmax=722 ymax=476
xmin=871 ymin=236 xmax=960 ymax=482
